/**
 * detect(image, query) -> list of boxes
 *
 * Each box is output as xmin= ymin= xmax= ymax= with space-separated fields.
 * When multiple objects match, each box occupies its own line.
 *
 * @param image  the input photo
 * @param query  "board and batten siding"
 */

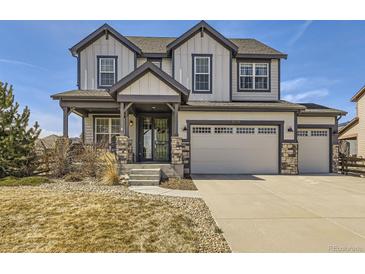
xmin=119 ymin=72 xmax=178 ymax=96
xmin=136 ymin=58 xmax=172 ymax=76
xmin=173 ymin=31 xmax=230 ymax=102
xmin=178 ymin=111 xmax=295 ymax=140
xmin=79 ymin=34 xmax=135 ymax=90
xmin=232 ymin=58 xmax=279 ymax=101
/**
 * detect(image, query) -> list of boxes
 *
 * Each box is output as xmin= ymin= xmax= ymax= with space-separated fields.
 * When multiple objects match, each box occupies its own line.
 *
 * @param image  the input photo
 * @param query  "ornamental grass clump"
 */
xmin=99 ymin=152 xmax=119 ymax=185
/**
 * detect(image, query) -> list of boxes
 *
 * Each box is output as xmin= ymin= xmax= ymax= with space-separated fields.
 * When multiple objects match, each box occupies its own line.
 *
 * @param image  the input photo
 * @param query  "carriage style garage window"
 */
xmin=239 ymin=63 xmax=269 ymax=91
xmin=193 ymin=55 xmax=212 ymax=93
xmin=95 ymin=117 xmax=120 ymax=145
xmin=97 ymin=56 xmax=117 ymax=88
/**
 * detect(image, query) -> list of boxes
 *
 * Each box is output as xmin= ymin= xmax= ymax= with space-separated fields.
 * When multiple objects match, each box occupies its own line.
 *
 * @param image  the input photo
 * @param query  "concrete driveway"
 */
xmin=193 ymin=174 xmax=365 ymax=252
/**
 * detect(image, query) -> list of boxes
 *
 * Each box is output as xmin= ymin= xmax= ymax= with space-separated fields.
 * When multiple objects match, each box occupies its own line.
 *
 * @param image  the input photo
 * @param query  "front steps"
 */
xmin=128 ymin=168 xmax=161 ymax=186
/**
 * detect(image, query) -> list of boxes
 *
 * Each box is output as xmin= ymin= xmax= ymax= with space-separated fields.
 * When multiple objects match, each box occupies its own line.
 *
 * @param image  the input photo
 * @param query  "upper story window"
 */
xmin=97 ymin=56 xmax=117 ymax=88
xmin=239 ymin=63 xmax=269 ymax=91
xmin=192 ymin=55 xmax=212 ymax=93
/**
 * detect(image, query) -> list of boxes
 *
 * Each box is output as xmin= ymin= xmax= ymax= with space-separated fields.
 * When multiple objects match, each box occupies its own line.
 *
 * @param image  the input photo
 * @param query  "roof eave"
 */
xmin=69 ymin=23 xmax=142 ymax=57
xmin=236 ymin=53 xmax=288 ymax=59
xmin=166 ymin=20 xmax=238 ymax=54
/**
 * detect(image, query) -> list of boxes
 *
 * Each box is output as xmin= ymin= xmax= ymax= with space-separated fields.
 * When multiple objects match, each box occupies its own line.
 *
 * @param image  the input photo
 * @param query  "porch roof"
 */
xmin=107 ymin=62 xmax=190 ymax=102
xmin=51 ymin=89 xmax=113 ymax=100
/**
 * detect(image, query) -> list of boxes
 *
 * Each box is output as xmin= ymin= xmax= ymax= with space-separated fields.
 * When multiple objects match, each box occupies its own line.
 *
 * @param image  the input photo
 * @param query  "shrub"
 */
xmin=63 ymin=172 xmax=83 ymax=182
xmin=99 ymin=152 xmax=119 ymax=185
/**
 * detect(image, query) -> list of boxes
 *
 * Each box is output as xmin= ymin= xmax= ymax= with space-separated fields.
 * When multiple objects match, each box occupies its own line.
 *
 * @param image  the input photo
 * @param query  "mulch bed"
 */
xmin=160 ymin=177 xmax=198 ymax=191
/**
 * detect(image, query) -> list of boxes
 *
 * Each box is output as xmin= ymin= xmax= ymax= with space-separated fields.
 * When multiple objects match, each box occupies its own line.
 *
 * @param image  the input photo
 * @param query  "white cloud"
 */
xmin=282 ymin=77 xmax=308 ymax=93
xmin=288 ymin=20 xmax=312 ymax=46
xmin=0 ymin=58 xmax=47 ymax=71
xmin=283 ymin=88 xmax=329 ymax=102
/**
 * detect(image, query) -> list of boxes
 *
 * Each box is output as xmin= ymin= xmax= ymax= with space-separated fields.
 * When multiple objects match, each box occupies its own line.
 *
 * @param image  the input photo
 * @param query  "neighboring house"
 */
xmin=51 ymin=21 xmax=346 ymax=177
xmin=339 ymin=85 xmax=365 ymax=156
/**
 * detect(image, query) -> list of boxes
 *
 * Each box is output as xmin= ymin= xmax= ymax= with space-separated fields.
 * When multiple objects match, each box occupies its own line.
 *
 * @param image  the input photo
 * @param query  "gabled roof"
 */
xmin=339 ymin=117 xmax=359 ymax=136
xmin=166 ymin=21 xmax=239 ymax=54
xmin=299 ymin=103 xmax=347 ymax=116
xmin=69 ymin=23 xmax=142 ymax=56
xmin=351 ymin=84 xmax=365 ymax=102
xmin=108 ymin=62 xmax=190 ymax=99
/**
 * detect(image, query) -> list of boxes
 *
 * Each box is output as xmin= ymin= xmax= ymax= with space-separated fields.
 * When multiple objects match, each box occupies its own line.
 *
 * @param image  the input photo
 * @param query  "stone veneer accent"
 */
xmin=171 ymin=136 xmax=184 ymax=177
xmin=116 ymin=136 xmax=133 ymax=164
xmin=332 ymin=144 xmax=339 ymax=173
xmin=182 ymin=140 xmax=190 ymax=175
xmin=281 ymin=143 xmax=298 ymax=175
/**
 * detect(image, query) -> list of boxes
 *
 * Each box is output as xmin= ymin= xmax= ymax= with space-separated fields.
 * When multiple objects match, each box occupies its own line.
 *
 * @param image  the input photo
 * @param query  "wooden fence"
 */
xmin=339 ymin=155 xmax=365 ymax=175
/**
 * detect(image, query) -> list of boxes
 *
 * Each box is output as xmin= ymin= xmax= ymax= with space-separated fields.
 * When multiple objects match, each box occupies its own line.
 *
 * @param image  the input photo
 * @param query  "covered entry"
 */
xmin=298 ymin=128 xmax=330 ymax=173
xmin=190 ymin=124 xmax=279 ymax=174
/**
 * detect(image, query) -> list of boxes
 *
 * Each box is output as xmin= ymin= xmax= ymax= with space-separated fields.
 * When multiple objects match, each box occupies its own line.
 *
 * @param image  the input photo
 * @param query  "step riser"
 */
xmin=129 ymin=175 xmax=160 ymax=180
xmin=130 ymin=170 xmax=161 ymax=175
xmin=129 ymin=180 xmax=160 ymax=186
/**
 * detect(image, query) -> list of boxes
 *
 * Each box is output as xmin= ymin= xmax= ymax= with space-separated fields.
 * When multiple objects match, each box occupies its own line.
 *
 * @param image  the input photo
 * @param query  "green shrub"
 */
xmin=0 ymin=176 xmax=53 ymax=186
xmin=63 ymin=172 xmax=83 ymax=182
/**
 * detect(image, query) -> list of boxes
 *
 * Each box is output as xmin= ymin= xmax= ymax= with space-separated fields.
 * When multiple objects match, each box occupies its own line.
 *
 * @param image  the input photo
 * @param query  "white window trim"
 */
xmin=98 ymin=57 xmax=116 ymax=88
xmin=95 ymin=117 xmax=120 ymax=144
xmin=193 ymin=56 xmax=211 ymax=92
xmin=239 ymin=63 xmax=269 ymax=91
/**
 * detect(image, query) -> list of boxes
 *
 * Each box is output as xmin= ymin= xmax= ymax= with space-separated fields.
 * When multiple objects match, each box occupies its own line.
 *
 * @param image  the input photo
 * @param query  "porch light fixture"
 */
xmin=183 ymin=126 xmax=187 ymax=131
xmin=129 ymin=120 xmax=133 ymax=127
xmin=287 ymin=126 xmax=293 ymax=132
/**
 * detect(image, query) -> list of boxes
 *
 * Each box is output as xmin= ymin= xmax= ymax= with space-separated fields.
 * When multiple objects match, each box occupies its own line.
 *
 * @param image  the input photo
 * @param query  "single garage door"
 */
xmin=298 ymin=129 xmax=330 ymax=173
xmin=191 ymin=125 xmax=279 ymax=174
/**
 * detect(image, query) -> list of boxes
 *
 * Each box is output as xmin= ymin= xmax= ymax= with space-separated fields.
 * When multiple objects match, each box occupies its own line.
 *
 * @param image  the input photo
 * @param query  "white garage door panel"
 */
xmin=191 ymin=126 xmax=279 ymax=174
xmin=298 ymin=129 xmax=329 ymax=173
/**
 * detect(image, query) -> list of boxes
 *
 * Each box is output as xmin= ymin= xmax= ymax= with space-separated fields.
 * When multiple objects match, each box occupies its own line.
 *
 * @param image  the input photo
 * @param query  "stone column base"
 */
xmin=281 ymin=143 xmax=298 ymax=175
xmin=116 ymin=136 xmax=132 ymax=164
xmin=332 ymin=144 xmax=339 ymax=173
xmin=171 ymin=136 xmax=183 ymax=178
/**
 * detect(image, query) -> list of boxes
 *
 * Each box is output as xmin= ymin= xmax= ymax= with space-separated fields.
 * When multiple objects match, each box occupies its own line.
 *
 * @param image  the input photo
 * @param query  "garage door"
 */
xmin=298 ymin=129 xmax=330 ymax=173
xmin=190 ymin=125 xmax=279 ymax=174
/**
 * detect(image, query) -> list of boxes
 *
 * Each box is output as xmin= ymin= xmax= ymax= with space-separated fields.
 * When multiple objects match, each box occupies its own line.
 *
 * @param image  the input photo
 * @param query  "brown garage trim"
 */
xmin=186 ymin=120 xmax=285 ymax=175
xmin=297 ymin=124 xmax=335 ymax=173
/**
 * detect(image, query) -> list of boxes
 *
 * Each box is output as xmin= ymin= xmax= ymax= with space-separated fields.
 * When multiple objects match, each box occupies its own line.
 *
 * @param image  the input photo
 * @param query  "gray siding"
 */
xmin=173 ymin=31 xmax=230 ymax=102
xmin=79 ymin=34 xmax=135 ymax=90
xmin=232 ymin=58 xmax=279 ymax=101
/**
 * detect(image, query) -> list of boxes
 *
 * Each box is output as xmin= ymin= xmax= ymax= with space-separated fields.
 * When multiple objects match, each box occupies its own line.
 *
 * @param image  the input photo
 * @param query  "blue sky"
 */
xmin=0 ymin=20 xmax=364 ymax=137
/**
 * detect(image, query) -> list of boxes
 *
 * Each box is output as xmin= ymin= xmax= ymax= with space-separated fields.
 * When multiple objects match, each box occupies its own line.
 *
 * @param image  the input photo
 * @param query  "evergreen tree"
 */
xmin=0 ymin=82 xmax=41 ymax=177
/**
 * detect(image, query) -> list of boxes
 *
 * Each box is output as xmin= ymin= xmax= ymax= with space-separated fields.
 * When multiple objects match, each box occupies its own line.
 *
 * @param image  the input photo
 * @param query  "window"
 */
xmin=214 ymin=127 xmax=233 ymax=134
xmin=192 ymin=127 xmax=211 ymax=134
xmin=298 ymin=130 xmax=309 ymax=137
xmin=95 ymin=117 xmax=120 ymax=146
xmin=258 ymin=127 xmax=277 ymax=134
xmin=236 ymin=127 xmax=255 ymax=134
xmin=98 ymin=56 xmax=117 ymax=88
xmin=239 ymin=63 xmax=269 ymax=91
xmin=193 ymin=55 xmax=212 ymax=93
xmin=311 ymin=130 xmax=328 ymax=137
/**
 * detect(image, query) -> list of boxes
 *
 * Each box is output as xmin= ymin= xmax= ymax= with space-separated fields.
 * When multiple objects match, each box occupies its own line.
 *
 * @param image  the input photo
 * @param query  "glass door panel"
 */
xmin=154 ymin=118 xmax=169 ymax=161
xmin=143 ymin=117 xmax=153 ymax=160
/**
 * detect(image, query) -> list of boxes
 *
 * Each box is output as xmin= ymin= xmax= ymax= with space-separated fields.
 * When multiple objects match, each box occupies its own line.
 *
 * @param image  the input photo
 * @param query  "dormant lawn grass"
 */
xmin=0 ymin=180 xmax=229 ymax=252
xmin=0 ymin=176 xmax=53 ymax=186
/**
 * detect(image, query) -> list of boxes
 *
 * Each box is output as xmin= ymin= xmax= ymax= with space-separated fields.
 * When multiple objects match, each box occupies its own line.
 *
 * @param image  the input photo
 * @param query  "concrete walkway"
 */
xmin=129 ymin=185 xmax=201 ymax=198
xmin=193 ymin=174 xmax=365 ymax=252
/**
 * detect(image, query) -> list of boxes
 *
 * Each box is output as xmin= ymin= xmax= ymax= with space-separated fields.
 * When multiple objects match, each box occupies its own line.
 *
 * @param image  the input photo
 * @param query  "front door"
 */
xmin=139 ymin=116 xmax=170 ymax=162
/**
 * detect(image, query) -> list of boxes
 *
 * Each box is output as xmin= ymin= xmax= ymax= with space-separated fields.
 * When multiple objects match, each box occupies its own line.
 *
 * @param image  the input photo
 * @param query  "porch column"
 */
xmin=172 ymin=103 xmax=179 ymax=136
xmin=62 ymin=106 xmax=70 ymax=138
xmin=120 ymin=102 xmax=125 ymax=136
xmin=125 ymin=110 xmax=129 ymax=137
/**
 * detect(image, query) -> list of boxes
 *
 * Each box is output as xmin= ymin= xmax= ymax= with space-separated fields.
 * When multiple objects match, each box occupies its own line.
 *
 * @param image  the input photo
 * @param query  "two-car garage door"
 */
xmin=191 ymin=125 xmax=279 ymax=174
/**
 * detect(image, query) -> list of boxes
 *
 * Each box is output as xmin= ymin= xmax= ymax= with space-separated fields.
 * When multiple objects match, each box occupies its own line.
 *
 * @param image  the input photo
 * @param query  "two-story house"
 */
xmin=339 ymin=85 xmax=365 ymax=156
xmin=51 ymin=21 xmax=346 ymax=178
